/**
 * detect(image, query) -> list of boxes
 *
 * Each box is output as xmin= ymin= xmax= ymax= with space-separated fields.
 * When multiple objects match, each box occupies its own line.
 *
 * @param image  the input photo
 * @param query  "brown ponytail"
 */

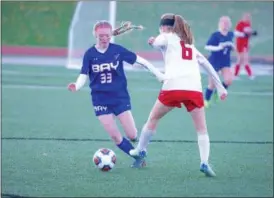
xmin=93 ymin=20 xmax=143 ymax=37
xmin=112 ymin=21 xmax=144 ymax=36
xmin=161 ymin=13 xmax=194 ymax=45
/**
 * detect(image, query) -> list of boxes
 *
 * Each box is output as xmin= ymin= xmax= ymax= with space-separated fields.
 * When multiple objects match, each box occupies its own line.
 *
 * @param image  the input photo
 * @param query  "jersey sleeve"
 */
xmin=206 ymin=33 xmax=219 ymax=46
xmin=152 ymin=34 xmax=168 ymax=48
xmin=230 ymin=31 xmax=235 ymax=40
xmin=80 ymin=50 xmax=91 ymax=75
xmin=119 ymin=46 xmax=137 ymax=65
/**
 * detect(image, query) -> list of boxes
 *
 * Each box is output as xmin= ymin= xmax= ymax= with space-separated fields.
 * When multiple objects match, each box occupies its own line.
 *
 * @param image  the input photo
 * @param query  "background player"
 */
xmin=234 ymin=13 xmax=258 ymax=80
xmin=204 ymin=16 xmax=234 ymax=107
xmin=67 ymin=21 xmax=166 ymax=168
xmin=129 ymin=13 xmax=227 ymax=177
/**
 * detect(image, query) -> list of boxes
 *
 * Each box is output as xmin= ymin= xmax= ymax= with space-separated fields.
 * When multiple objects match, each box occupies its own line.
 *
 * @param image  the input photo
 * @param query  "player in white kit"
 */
xmin=130 ymin=13 xmax=227 ymax=177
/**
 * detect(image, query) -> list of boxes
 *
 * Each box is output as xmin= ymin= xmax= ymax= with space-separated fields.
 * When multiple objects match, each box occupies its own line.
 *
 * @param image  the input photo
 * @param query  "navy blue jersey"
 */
xmin=81 ymin=43 xmax=137 ymax=105
xmin=207 ymin=31 xmax=234 ymax=69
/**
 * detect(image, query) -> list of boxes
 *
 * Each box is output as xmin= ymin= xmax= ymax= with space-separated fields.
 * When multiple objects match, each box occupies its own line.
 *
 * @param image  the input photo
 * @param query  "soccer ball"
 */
xmin=93 ymin=148 xmax=116 ymax=171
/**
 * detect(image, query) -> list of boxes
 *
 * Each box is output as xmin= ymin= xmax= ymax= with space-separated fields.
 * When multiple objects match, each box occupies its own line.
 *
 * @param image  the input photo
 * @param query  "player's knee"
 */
xmin=126 ymin=130 xmax=137 ymax=140
xmin=237 ymin=56 xmax=244 ymax=64
xmin=195 ymin=123 xmax=207 ymax=134
xmin=110 ymin=133 xmax=123 ymax=144
xmin=224 ymin=78 xmax=233 ymax=86
xmin=142 ymin=121 xmax=157 ymax=133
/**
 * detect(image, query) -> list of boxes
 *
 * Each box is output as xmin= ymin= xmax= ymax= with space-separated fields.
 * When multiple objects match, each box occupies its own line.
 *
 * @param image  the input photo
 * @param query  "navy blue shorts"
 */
xmin=91 ymin=91 xmax=131 ymax=116
xmin=208 ymin=57 xmax=231 ymax=72
xmin=93 ymin=101 xmax=131 ymax=116
xmin=210 ymin=62 xmax=231 ymax=72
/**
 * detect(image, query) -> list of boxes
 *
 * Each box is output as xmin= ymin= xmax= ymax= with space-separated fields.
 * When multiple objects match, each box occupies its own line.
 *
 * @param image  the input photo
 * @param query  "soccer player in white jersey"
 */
xmin=129 ymin=13 xmax=227 ymax=177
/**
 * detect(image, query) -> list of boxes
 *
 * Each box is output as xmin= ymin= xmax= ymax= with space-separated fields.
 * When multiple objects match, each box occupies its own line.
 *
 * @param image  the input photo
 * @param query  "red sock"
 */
xmin=244 ymin=65 xmax=252 ymax=77
xmin=234 ymin=64 xmax=240 ymax=76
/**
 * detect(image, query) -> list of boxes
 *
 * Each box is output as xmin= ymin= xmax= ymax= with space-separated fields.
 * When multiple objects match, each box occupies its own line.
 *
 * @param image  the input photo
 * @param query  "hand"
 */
xmin=156 ymin=73 xmax=168 ymax=83
xmin=148 ymin=37 xmax=155 ymax=45
xmin=218 ymin=89 xmax=228 ymax=101
xmin=251 ymin=30 xmax=258 ymax=36
xmin=68 ymin=83 xmax=77 ymax=92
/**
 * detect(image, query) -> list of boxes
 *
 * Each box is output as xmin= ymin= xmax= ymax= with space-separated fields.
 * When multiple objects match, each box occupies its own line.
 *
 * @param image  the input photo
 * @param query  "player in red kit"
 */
xmin=234 ymin=13 xmax=258 ymax=80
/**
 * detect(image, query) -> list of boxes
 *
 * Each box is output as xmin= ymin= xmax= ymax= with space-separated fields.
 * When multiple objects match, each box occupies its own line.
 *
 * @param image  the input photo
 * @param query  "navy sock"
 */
xmin=205 ymin=88 xmax=213 ymax=101
xmin=117 ymin=137 xmax=136 ymax=159
xmin=222 ymin=82 xmax=228 ymax=89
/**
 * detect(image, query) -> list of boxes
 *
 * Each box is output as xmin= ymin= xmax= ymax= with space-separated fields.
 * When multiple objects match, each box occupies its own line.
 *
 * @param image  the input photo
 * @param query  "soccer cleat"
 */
xmin=131 ymin=157 xmax=146 ymax=168
xmin=213 ymin=91 xmax=219 ymax=103
xmin=130 ymin=150 xmax=147 ymax=168
xmin=204 ymin=100 xmax=211 ymax=108
xmin=200 ymin=163 xmax=216 ymax=177
xmin=131 ymin=149 xmax=146 ymax=157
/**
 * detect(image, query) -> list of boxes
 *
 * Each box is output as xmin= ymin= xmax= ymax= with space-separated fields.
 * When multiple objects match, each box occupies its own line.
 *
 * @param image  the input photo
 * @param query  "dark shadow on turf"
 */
xmin=1 ymin=137 xmax=273 ymax=144
xmin=1 ymin=193 xmax=34 ymax=198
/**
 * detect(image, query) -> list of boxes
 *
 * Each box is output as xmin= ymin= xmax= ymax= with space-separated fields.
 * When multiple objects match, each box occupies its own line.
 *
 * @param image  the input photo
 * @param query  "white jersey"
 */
xmin=152 ymin=32 xmax=202 ymax=92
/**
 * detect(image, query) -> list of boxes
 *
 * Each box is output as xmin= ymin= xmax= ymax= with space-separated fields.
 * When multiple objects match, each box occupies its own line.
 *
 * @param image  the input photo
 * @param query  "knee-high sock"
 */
xmin=244 ymin=64 xmax=252 ymax=77
xmin=197 ymin=133 xmax=210 ymax=164
xmin=205 ymin=88 xmax=214 ymax=101
xmin=137 ymin=127 xmax=154 ymax=151
xmin=234 ymin=64 xmax=241 ymax=76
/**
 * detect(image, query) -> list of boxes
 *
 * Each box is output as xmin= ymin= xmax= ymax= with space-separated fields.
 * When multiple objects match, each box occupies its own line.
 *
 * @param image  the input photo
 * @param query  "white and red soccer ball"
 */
xmin=93 ymin=148 xmax=116 ymax=172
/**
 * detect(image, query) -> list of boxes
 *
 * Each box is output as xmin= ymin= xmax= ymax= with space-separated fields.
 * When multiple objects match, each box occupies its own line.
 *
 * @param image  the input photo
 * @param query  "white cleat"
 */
xmin=129 ymin=148 xmax=140 ymax=157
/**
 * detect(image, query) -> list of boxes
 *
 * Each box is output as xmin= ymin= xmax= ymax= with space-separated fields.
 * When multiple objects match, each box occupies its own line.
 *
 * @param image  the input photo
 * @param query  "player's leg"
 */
xmin=204 ymin=76 xmax=216 ymax=107
xmin=117 ymin=110 xmax=138 ymax=142
xmin=130 ymin=99 xmax=174 ymax=156
xmin=114 ymin=103 xmax=145 ymax=168
xmin=96 ymin=108 xmax=137 ymax=161
xmin=234 ymin=46 xmax=244 ymax=78
xmin=220 ymin=67 xmax=233 ymax=89
xmin=243 ymin=48 xmax=254 ymax=79
xmin=97 ymin=114 xmax=123 ymax=144
xmin=184 ymin=91 xmax=216 ymax=177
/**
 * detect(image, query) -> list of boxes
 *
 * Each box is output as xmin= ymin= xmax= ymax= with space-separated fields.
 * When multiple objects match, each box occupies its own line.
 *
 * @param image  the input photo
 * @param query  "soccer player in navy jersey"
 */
xmin=204 ymin=16 xmax=235 ymax=108
xmin=67 ymin=21 xmax=166 ymax=168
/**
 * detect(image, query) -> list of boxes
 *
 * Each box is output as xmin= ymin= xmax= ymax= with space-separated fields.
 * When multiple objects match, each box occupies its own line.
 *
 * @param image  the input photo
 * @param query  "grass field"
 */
xmin=1 ymin=64 xmax=273 ymax=197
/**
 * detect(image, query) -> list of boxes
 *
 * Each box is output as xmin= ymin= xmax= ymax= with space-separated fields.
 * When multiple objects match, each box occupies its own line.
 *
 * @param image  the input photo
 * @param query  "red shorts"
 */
xmin=236 ymin=44 xmax=249 ymax=53
xmin=158 ymin=90 xmax=204 ymax=112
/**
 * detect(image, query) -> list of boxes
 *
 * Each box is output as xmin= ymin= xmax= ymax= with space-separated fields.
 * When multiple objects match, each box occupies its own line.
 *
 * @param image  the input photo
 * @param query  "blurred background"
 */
xmin=2 ymin=1 xmax=273 ymax=63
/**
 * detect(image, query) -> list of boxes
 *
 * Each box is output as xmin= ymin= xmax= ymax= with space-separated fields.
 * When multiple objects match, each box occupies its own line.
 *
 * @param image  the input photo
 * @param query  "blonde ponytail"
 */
xmin=112 ymin=21 xmax=144 ymax=36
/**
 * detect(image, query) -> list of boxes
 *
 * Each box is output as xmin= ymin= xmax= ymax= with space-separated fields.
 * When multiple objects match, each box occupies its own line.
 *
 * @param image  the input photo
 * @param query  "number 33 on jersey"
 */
xmin=80 ymin=43 xmax=137 ymax=92
xmin=92 ymin=61 xmax=119 ymax=84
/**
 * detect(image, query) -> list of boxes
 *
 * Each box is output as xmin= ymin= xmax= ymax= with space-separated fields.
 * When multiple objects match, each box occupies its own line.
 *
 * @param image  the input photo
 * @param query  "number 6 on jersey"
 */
xmin=180 ymin=41 xmax=193 ymax=60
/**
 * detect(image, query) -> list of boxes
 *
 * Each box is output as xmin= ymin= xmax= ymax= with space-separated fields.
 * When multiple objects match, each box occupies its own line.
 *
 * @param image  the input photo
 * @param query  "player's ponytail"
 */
xmin=173 ymin=15 xmax=193 ymax=45
xmin=160 ymin=13 xmax=194 ymax=44
xmin=93 ymin=20 xmax=143 ymax=37
xmin=112 ymin=21 xmax=144 ymax=36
